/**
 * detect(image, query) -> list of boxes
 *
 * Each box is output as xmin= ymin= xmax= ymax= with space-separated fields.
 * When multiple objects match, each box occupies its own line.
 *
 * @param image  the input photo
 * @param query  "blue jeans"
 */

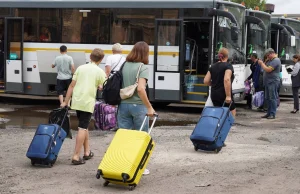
xmin=117 ymin=103 xmax=149 ymax=132
xmin=265 ymin=81 xmax=280 ymax=116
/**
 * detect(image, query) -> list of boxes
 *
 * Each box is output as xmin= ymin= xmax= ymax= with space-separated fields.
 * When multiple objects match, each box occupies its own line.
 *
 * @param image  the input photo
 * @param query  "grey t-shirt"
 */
xmin=53 ymin=54 xmax=74 ymax=80
xmin=263 ymin=58 xmax=281 ymax=85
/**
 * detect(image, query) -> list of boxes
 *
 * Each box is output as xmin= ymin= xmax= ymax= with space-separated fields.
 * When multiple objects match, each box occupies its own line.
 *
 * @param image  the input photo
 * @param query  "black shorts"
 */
xmin=56 ymin=79 xmax=72 ymax=95
xmin=212 ymin=99 xmax=236 ymax=111
xmin=76 ymin=110 xmax=92 ymax=129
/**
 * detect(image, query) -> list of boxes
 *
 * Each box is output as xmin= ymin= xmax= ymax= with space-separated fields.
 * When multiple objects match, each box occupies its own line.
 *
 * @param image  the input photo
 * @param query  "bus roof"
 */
xmin=0 ymin=0 xmax=217 ymax=8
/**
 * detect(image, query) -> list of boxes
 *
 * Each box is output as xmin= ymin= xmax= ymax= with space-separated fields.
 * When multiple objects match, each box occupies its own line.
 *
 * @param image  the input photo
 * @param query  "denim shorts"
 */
xmin=117 ymin=103 xmax=149 ymax=132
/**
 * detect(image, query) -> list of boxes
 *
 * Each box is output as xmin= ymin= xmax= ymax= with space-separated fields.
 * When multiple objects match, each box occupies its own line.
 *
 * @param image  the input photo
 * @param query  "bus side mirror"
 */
xmin=231 ymin=26 xmax=239 ymax=42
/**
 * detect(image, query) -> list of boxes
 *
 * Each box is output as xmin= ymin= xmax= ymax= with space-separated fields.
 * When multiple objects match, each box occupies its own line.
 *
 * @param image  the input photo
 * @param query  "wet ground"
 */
xmin=1 ymin=97 xmax=300 ymax=194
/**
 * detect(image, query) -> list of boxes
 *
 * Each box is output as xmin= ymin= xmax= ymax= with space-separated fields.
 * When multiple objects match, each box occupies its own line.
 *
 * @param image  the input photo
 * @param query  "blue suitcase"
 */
xmin=26 ymin=108 xmax=68 ymax=167
xmin=190 ymin=104 xmax=234 ymax=153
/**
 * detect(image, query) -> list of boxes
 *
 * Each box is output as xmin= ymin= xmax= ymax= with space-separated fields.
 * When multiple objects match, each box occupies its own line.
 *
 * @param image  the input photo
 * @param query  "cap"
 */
xmin=112 ymin=43 xmax=122 ymax=52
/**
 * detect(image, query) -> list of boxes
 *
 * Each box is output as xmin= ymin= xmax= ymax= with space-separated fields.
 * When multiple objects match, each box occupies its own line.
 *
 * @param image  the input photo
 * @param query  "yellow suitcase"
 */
xmin=96 ymin=114 xmax=158 ymax=191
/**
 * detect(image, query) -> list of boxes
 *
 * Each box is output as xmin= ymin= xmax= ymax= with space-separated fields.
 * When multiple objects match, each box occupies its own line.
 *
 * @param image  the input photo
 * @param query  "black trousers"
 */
xmin=292 ymin=87 xmax=300 ymax=110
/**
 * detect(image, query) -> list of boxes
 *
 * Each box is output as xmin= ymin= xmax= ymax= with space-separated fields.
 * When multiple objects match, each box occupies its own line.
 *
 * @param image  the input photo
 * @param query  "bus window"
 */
xmin=111 ymin=9 xmax=160 ymax=45
xmin=62 ymin=9 xmax=110 ymax=44
xmin=17 ymin=8 xmax=60 ymax=43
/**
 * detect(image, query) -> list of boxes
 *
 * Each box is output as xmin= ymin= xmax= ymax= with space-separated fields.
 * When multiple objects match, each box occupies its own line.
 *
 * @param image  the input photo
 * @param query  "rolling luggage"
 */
xmin=26 ymin=107 xmax=68 ymax=167
xmin=96 ymin=114 xmax=158 ymax=191
xmin=190 ymin=103 xmax=234 ymax=153
xmin=93 ymin=101 xmax=117 ymax=131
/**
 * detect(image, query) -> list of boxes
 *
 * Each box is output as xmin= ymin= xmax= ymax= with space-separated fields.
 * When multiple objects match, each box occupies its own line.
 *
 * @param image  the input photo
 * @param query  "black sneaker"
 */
xmin=267 ymin=115 xmax=275 ymax=119
xmin=261 ymin=114 xmax=269 ymax=118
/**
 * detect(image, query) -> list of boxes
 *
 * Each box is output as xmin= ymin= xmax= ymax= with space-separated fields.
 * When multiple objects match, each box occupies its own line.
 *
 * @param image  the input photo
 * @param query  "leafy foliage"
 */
xmin=231 ymin=0 xmax=267 ymax=11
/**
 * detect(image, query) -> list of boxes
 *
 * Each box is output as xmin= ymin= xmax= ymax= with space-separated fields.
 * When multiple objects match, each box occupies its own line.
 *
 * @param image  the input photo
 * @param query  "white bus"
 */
xmin=0 ymin=0 xmax=249 ymax=105
xmin=271 ymin=17 xmax=300 ymax=96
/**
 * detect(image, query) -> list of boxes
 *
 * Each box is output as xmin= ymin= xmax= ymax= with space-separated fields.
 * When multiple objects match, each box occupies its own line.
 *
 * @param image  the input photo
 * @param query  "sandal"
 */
xmin=72 ymin=157 xmax=85 ymax=165
xmin=83 ymin=151 xmax=94 ymax=160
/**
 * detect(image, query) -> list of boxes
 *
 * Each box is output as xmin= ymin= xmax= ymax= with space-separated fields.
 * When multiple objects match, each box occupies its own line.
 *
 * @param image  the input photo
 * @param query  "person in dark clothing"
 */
xmin=204 ymin=48 xmax=236 ymax=117
xmin=291 ymin=54 xmax=300 ymax=113
xmin=245 ymin=53 xmax=260 ymax=109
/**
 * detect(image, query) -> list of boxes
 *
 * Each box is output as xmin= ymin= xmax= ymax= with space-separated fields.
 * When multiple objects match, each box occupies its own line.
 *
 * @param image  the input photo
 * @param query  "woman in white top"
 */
xmin=105 ymin=43 xmax=126 ymax=77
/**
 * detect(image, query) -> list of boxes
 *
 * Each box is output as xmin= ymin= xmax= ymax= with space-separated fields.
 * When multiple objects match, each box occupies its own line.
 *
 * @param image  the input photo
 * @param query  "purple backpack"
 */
xmin=93 ymin=101 xmax=117 ymax=131
xmin=252 ymin=91 xmax=264 ymax=107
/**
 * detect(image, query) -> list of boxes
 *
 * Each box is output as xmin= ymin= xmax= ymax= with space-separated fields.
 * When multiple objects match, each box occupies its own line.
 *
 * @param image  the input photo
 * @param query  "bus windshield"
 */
xmin=286 ymin=20 xmax=300 ymax=55
xmin=216 ymin=3 xmax=245 ymax=64
xmin=248 ymin=12 xmax=271 ymax=59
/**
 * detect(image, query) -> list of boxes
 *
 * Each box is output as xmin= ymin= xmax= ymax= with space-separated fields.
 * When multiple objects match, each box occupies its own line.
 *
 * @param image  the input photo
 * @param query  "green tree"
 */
xmin=231 ymin=0 xmax=267 ymax=11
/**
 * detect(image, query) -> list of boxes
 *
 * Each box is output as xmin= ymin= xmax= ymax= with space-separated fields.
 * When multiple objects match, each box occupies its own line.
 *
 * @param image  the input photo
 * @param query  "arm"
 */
xmin=203 ymin=71 xmax=211 ymax=86
xmin=258 ymin=60 xmax=274 ymax=73
xmin=71 ymin=64 xmax=75 ymax=74
xmin=52 ymin=58 xmax=56 ymax=68
xmin=224 ymin=69 xmax=232 ymax=102
xmin=105 ymin=56 xmax=112 ymax=78
xmin=137 ymin=78 xmax=155 ymax=116
xmin=105 ymin=66 xmax=111 ymax=78
xmin=246 ymin=63 xmax=254 ymax=81
xmin=291 ymin=63 xmax=300 ymax=76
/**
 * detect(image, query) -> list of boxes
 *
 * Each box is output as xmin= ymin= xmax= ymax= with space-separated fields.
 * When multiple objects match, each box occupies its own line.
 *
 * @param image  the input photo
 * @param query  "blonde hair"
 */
xmin=218 ymin=48 xmax=229 ymax=58
xmin=112 ymin=43 xmax=122 ymax=52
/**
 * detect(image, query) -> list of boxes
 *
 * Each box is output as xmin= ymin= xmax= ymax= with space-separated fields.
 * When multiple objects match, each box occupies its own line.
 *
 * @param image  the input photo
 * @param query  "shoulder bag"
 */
xmin=120 ymin=63 xmax=143 ymax=100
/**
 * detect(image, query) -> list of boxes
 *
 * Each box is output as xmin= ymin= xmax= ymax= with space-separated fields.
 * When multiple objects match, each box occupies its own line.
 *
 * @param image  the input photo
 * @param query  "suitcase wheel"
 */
xmin=194 ymin=146 xmax=198 ymax=151
xmin=96 ymin=170 xmax=102 ymax=179
xmin=48 ymin=163 xmax=54 ymax=168
xmin=31 ymin=161 xmax=35 ymax=166
xmin=214 ymin=147 xmax=222 ymax=153
xmin=129 ymin=185 xmax=136 ymax=191
xmin=103 ymin=181 xmax=109 ymax=187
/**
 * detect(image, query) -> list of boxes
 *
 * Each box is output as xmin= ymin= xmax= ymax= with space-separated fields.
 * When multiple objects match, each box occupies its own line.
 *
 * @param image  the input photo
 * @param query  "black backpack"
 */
xmin=102 ymin=62 xmax=126 ymax=105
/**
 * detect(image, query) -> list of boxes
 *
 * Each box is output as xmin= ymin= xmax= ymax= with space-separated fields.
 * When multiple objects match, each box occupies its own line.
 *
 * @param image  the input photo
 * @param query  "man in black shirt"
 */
xmin=204 ymin=48 xmax=236 ymax=117
xmin=245 ymin=53 xmax=259 ymax=109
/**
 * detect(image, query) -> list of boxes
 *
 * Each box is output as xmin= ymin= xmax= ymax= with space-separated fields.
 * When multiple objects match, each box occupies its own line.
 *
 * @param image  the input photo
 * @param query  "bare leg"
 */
xmin=72 ymin=128 xmax=87 ymax=161
xmin=231 ymin=109 xmax=237 ymax=118
xmin=59 ymin=95 xmax=64 ymax=104
xmin=83 ymin=130 xmax=90 ymax=156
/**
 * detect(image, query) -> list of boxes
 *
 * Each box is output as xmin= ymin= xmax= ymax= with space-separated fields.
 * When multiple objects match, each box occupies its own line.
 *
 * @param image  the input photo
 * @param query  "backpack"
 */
xmin=93 ymin=101 xmax=117 ymax=131
xmin=102 ymin=61 xmax=126 ymax=105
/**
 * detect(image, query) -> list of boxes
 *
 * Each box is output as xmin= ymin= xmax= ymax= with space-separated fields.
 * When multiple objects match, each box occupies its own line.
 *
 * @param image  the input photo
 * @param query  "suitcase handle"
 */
xmin=58 ymin=106 xmax=69 ymax=128
xmin=139 ymin=113 xmax=158 ymax=134
xmin=222 ymin=101 xmax=232 ymax=109
xmin=140 ymin=152 xmax=150 ymax=169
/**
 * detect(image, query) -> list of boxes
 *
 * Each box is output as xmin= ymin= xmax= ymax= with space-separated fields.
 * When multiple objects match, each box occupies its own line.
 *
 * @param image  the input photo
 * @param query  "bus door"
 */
xmin=0 ymin=18 xmax=4 ymax=82
xmin=154 ymin=19 xmax=183 ymax=101
xmin=4 ymin=17 xmax=24 ymax=93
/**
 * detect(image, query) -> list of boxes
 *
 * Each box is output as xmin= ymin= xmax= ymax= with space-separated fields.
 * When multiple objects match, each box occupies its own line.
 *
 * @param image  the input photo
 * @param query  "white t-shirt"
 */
xmin=105 ymin=54 xmax=126 ymax=71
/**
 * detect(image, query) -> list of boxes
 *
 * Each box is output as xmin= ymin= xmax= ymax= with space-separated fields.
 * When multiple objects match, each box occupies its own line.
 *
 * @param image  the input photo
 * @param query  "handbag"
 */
xmin=120 ymin=63 xmax=143 ymax=100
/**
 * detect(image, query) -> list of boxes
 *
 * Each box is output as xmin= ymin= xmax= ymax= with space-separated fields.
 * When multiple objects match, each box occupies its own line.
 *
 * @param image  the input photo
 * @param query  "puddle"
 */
xmin=0 ymin=107 xmax=196 ymax=131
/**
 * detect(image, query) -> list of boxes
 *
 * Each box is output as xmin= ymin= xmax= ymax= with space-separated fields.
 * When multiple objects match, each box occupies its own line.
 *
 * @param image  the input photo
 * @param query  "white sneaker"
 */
xmin=143 ymin=168 xmax=150 ymax=175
